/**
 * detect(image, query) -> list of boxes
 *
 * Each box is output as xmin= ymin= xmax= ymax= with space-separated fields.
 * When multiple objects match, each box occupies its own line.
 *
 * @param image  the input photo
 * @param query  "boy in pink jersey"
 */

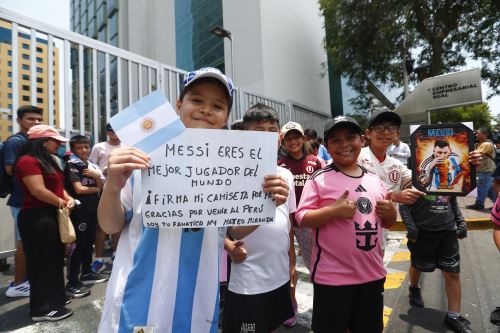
xmin=295 ymin=115 xmax=397 ymax=333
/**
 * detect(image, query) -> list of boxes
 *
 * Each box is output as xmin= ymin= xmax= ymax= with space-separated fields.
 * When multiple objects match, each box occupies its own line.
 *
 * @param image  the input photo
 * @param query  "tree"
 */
xmin=430 ymin=103 xmax=492 ymax=129
xmin=320 ymin=0 xmax=500 ymax=114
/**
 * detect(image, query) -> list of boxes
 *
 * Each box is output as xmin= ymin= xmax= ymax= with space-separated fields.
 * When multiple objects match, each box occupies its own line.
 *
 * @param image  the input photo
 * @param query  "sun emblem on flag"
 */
xmin=140 ymin=117 xmax=156 ymax=132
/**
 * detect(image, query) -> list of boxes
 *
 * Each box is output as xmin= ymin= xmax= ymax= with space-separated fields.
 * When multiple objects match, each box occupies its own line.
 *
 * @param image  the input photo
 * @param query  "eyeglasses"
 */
xmin=371 ymin=124 xmax=399 ymax=133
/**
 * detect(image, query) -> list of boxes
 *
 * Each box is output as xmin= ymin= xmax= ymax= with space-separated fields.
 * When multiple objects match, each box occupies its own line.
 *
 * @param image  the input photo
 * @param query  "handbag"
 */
xmin=57 ymin=201 xmax=76 ymax=244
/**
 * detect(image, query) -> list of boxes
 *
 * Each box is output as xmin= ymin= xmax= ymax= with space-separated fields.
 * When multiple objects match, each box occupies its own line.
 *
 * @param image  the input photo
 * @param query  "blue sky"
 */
xmin=1 ymin=0 xmax=498 ymax=116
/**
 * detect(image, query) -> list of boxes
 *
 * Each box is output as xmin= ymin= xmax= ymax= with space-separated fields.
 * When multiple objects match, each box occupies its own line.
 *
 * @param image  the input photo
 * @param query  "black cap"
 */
xmin=368 ymin=110 xmax=401 ymax=128
xmin=105 ymin=123 xmax=114 ymax=132
xmin=324 ymin=115 xmax=362 ymax=139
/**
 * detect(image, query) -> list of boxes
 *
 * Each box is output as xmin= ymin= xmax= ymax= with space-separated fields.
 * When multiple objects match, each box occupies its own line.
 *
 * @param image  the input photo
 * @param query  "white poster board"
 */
xmin=141 ymin=128 xmax=278 ymax=228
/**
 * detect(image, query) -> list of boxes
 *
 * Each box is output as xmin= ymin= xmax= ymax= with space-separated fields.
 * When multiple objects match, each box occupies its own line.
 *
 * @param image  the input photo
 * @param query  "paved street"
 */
xmin=1 ymin=196 xmax=500 ymax=332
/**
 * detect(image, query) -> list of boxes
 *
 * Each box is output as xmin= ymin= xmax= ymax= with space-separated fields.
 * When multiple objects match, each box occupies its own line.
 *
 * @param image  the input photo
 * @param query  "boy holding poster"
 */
xmin=222 ymin=103 xmax=296 ymax=333
xmin=295 ymin=115 xmax=397 ymax=333
xmin=96 ymin=68 xmax=289 ymax=333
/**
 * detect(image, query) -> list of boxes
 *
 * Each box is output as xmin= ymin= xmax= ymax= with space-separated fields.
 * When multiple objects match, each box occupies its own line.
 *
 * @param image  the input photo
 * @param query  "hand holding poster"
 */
xmin=410 ymin=123 xmax=476 ymax=195
xmin=141 ymin=128 xmax=278 ymax=228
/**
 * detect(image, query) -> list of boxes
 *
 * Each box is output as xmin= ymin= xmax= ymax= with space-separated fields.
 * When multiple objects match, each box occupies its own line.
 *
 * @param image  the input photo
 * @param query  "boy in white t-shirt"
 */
xmin=222 ymin=103 xmax=296 ymax=333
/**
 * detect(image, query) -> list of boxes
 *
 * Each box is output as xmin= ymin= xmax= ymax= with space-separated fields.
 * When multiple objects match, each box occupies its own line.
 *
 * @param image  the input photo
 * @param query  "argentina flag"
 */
xmin=109 ymin=91 xmax=185 ymax=153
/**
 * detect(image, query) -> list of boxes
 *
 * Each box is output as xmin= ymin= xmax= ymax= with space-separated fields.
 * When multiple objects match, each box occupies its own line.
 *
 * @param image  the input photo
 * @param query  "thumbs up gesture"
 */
xmin=376 ymin=191 xmax=397 ymax=228
xmin=331 ymin=190 xmax=357 ymax=219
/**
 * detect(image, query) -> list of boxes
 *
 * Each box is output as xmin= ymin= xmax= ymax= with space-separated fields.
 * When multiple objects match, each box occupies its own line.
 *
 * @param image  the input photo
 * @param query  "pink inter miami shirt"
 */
xmin=295 ymin=164 xmax=389 ymax=286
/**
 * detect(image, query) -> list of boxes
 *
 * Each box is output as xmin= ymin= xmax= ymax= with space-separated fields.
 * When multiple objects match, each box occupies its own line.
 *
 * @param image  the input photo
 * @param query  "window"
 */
xmin=22 ymin=54 xmax=29 ymax=60
xmin=22 ymin=85 xmax=29 ymax=91
xmin=22 ymin=64 xmax=29 ymax=70
xmin=8 ymin=93 xmax=12 ymax=99
xmin=8 ymin=50 xmax=12 ymax=56
xmin=8 ymin=82 xmax=12 ymax=88
xmin=8 ymin=61 xmax=12 ymax=66
xmin=36 ymin=57 xmax=43 ymax=63
xmin=22 ymin=43 xmax=29 ymax=50
xmin=37 ymin=98 xmax=43 ymax=103
xmin=36 ymin=67 xmax=43 ymax=73
xmin=36 ymin=87 xmax=43 ymax=93
xmin=36 ymin=77 xmax=43 ymax=83
xmin=36 ymin=47 xmax=43 ymax=53
xmin=8 ymin=72 xmax=12 ymax=78
xmin=22 ymin=74 xmax=29 ymax=80
xmin=8 ymin=104 xmax=12 ymax=109
xmin=22 ymin=95 xmax=30 ymax=101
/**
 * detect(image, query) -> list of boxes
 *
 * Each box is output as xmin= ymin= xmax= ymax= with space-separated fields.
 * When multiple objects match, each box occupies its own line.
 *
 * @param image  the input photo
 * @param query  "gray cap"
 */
xmin=324 ymin=115 xmax=362 ymax=139
xmin=368 ymin=110 xmax=401 ymax=128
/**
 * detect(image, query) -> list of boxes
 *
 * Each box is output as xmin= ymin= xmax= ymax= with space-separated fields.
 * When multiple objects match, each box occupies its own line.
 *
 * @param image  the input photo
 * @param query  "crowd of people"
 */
xmin=2 ymin=67 xmax=499 ymax=333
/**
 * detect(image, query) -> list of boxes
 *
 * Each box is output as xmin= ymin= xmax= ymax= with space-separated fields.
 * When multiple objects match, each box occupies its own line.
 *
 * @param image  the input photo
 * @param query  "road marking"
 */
xmin=383 ymin=306 xmax=392 ymax=329
xmin=385 ymin=272 xmax=406 ymax=290
xmin=391 ymin=251 xmax=411 ymax=262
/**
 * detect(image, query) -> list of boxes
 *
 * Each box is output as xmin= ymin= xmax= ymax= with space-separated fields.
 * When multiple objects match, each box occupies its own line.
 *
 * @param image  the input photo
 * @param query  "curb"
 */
xmin=390 ymin=218 xmax=493 ymax=231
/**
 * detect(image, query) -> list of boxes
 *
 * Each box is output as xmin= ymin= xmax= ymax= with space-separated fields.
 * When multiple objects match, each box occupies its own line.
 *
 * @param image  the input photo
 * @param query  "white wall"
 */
xmin=122 ymin=0 xmax=177 ymax=66
xmin=224 ymin=0 xmax=331 ymax=115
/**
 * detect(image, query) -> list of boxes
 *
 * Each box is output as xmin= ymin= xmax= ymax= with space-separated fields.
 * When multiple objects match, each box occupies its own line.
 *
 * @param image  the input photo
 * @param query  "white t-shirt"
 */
xmin=388 ymin=141 xmax=411 ymax=165
xmin=89 ymin=141 xmax=123 ymax=173
xmin=228 ymin=166 xmax=296 ymax=295
xmin=358 ymin=147 xmax=412 ymax=192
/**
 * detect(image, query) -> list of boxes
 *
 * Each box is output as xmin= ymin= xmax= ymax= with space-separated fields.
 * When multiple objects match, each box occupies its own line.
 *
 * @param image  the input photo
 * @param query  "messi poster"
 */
xmin=410 ymin=123 xmax=476 ymax=195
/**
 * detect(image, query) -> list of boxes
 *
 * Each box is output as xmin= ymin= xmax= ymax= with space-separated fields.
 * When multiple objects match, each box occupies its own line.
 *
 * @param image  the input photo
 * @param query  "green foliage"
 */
xmin=430 ymin=103 xmax=492 ymax=129
xmin=320 ymin=0 xmax=500 ymax=112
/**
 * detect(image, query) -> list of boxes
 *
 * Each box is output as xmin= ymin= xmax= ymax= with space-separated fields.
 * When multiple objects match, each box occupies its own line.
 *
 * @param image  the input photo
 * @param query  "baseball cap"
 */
xmin=181 ymin=67 xmax=235 ymax=107
xmin=281 ymin=121 xmax=304 ymax=136
xmin=324 ymin=115 xmax=362 ymax=139
xmin=105 ymin=123 xmax=114 ymax=132
xmin=368 ymin=110 xmax=401 ymax=128
xmin=28 ymin=125 xmax=69 ymax=142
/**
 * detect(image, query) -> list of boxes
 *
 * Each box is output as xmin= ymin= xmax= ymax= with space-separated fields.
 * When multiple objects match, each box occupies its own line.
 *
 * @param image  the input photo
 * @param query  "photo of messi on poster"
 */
xmin=410 ymin=123 xmax=476 ymax=195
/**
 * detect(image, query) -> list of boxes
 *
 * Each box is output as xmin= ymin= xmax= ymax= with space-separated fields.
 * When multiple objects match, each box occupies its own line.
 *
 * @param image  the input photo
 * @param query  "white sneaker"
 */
xmin=5 ymin=280 xmax=30 ymax=297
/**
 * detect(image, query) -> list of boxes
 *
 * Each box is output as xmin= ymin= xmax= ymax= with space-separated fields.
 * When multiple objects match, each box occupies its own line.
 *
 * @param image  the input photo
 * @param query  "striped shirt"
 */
xmin=98 ymin=171 xmax=225 ymax=333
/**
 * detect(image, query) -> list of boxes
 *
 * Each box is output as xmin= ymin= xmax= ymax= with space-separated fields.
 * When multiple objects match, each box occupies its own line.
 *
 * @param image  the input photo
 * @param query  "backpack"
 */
xmin=0 ymin=133 xmax=25 ymax=198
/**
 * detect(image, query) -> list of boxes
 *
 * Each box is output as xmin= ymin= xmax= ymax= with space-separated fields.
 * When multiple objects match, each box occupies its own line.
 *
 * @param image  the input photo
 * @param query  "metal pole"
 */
xmin=402 ymin=38 xmax=409 ymax=98
xmin=229 ymin=36 xmax=235 ymax=83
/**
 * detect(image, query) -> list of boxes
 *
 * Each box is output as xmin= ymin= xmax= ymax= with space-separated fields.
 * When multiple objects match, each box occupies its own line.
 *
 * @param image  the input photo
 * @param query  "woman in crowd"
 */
xmin=16 ymin=125 xmax=75 ymax=322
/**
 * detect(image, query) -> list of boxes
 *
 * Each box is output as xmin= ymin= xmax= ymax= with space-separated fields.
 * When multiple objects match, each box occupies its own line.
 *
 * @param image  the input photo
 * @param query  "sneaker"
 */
xmin=32 ymin=307 xmax=73 ymax=322
xmin=5 ymin=281 xmax=30 ymax=298
xmin=445 ymin=314 xmax=473 ymax=333
xmin=66 ymin=282 xmax=90 ymax=298
xmin=65 ymin=296 xmax=72 ymax=305
xmin=80 ymin=271 xmax=109 ymax=285
xmin=466 ymin=203 xmax=484 ymax=210
xmin=283 ymin=303 xmax=298 ymax=327
xmin=409 ymin=286 xmax=424 ymax=307
xmin=91 ymin=259 xmax=105 ymax=273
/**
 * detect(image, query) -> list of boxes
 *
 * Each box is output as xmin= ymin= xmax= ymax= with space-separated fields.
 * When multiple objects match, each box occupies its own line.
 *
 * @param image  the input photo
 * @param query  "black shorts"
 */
xmin=312 ymin=278 xmax=385 ymax=333
xmin=407 ymin=229 xmax=460 ymax=273
xmin=222 ymin=281 xmax=293 ymax=333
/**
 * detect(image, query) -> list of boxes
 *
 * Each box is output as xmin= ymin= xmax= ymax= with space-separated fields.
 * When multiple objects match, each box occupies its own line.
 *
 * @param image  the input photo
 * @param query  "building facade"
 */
xmin=0 ymin=20 xmax=60 ymax=140
xmin=70 ymin=0 xmax=334 ymax=118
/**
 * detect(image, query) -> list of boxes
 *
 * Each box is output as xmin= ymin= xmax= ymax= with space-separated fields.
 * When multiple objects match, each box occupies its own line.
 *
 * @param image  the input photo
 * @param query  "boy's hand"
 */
xmin=82 ymin=168 xmax=101 ymax=179
xmin=376 ymin=193 xmax=396 ymax=221
xmin=329 ymin=190 xmax=356 ymax=219
xmin=227 ymin=240 xmax=247 ymax=263
xmin=392 ymin=189 xmax=425 ymax=204
xmin=106 ymin=147 xmax=150 ymax=192
xmin=468 ymin=150 xmax=482 ymax=165
xmin=262 ymin=174 xmax=289 ymax=206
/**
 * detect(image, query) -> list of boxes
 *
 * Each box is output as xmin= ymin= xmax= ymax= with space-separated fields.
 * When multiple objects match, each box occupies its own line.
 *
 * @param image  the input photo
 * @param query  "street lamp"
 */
xmin=210 ymin=25 xmax=235 ymax=83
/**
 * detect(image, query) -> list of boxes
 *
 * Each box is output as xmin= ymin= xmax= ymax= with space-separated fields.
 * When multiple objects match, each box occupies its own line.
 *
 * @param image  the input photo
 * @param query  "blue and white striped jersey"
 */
xmin=98 ymin=171 xmax=225 ymax=333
